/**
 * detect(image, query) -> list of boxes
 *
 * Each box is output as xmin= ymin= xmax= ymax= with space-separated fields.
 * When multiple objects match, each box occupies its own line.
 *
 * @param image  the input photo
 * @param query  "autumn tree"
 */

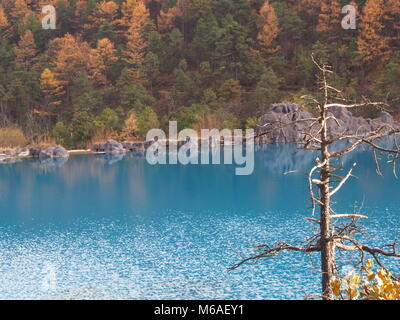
xmin=358 ymin=0 xmax=400 ymax=66
xmin=0 ymin=5 xmax=11 ymax=39
xmin=88 ymin=38 xmax=117 ymax=86
xmin=297 ymin=0 xmax=321 ymax=31
xmin=0 ymin=5 xmax=9 ymax=29
xmin=40 ymin=68 xmax=64 ymax=115
xmin=123 ymin=0 xmax=150 ymax=80
xmin=52 ymin=34 xmax=91 ymax=104
xmin=316 ymin=0 xmax=341 ymax=42
xmin=10 ymin=0 xmax=32 ymax=37
xmin=257 ymin=0 xmax=279 ymax=55
xmin=157 ymin=0 xmax=189 ymax=34
xmin=14 ymin=29 xmax=37 ymax=69
xmin=85 ymin=1 xmax=119 ymax=41
xmin=10 ymin=0 xmax=30 ymax=21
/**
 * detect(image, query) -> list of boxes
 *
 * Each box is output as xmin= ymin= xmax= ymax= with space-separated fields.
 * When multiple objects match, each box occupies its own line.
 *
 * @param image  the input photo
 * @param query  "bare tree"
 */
xmin=230 ymin=57 xmax=400 ymax=300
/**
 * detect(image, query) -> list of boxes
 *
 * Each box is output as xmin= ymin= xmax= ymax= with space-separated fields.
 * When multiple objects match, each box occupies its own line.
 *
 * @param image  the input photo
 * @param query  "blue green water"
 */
xmin=0 ymin=144 xmax=399 ymax=299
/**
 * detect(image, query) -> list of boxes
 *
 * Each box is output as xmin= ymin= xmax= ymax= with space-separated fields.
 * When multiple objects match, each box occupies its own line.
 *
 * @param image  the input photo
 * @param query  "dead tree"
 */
xmin=230 ymin=56 xmax=400 ymax=300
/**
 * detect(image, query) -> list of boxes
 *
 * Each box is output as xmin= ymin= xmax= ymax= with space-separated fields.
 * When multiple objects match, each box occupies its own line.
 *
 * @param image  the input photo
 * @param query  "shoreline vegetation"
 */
xmin=1 ymin=101 xmax=399 ymax=164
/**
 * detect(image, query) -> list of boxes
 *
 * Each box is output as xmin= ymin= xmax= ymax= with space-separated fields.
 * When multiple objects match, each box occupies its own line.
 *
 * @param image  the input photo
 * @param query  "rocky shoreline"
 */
xmin=0 ymin=146 xmax=70 ymax=164
xmin=2 ymin=103 xmax=399 ymax=165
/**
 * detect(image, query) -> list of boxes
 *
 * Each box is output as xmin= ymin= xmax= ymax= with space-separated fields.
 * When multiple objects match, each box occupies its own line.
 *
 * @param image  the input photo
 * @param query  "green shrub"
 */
xmin=136 ymin=106 xmax=160 ymax=139
xmin=52 ymin=122 xmax=71 ymax=147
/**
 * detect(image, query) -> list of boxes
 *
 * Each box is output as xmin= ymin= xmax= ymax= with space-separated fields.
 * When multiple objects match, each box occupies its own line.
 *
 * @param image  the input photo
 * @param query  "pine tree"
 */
xmin=358 ymin=0 xmax=399 ymax=65
xmin=85 ymin=1 xmax=118 ymax=37
xmin=0 ymin=6 xmax=9 ymax=29
xmin=316 ymin=0 xmax=341 ymax=41
xmin=123 ymin=0 xmax=150 ymax=80
xmin=15 ymin=30 xmax=37 ymax=69
xmin=88 ymin=38 xmax=117 ymax=86
xmin=40 ymin=68 xmax=64 ymax=114
xmin=52 ymin=34 xmax=91 ymax=104
xmin=257 ymin=0 xmax=279 ymax=55
xmin=10 ymin=0 xmax=30 ymax=21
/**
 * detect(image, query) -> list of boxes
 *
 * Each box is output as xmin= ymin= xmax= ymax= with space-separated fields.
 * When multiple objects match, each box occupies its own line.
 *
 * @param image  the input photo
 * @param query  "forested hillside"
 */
xmin=0 ymin=0 xmax=399 ymax=148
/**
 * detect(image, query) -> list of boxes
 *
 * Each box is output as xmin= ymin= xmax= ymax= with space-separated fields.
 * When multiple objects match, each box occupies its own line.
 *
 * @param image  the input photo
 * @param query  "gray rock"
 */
xmin=257 ymin=103 xmax=400 ymax=143
xmin=4 ymin=149 xmax=18 ymax=156
xmin=16 ymin=148 xmax=30 ymax=157
xmin=122 ymin=142 xmax=146 ymax=153
xmin=53 ymin=146 xmax=69 ymax=158
xmin=39 ymin=146 xmax=69 ymax=158
xmin=102 ymin=140 xmax=125 ymax=153
xmin=29 ymin=147 xmax=41 ymax=157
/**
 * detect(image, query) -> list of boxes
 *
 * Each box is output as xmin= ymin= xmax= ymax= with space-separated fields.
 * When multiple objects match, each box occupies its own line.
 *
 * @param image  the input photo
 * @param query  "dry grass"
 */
xmin=0 ymin=127 xmax=28 ymax=148
xmin=86 ymin=129 xmax=118 ymax=148
xmin=29 ymin=134 xmax=57 ymax=149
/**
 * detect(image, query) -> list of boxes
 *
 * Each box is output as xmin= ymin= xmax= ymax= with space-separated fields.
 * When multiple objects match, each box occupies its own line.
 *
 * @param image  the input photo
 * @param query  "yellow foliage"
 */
xmin=0 ymin=127 xmax=28 ymax=148
xmin=122 ymin=0 xmax=150 ymax=79
xmin=316 ymin=0 xmax=341 ymax=41
xmin=0 ymin=6 xmax=9 ymax=29
xmin=332 ymin=259 xmax=400 ymax=300
xmin=119 ymin=114 xmax=139 ymax=140
xmin=257 ymin=1 xmax=279 ymax=54
xmin=15 ymin=30 xmax=37 ymax=69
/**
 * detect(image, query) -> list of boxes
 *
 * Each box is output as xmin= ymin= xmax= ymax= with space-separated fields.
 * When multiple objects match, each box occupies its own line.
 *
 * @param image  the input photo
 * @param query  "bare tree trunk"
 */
xmin=231 ymin=56 xmax=400 ymax=300
xmin=319 ymin=99 xmax=335 ymax=300
xmin=319 ymin=160 xmax=334 ymax=299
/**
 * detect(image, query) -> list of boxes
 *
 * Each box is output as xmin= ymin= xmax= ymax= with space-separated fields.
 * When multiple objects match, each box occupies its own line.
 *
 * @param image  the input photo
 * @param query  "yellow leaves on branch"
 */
xmin=332 ymin=259 xmax=400 ymax=300
xmin=257 ymin=1 xmax=279 ymax=55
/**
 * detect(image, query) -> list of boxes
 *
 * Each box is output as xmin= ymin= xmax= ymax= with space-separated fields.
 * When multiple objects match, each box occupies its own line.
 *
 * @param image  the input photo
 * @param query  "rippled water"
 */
xmin=0 ymin=144 xmax=399 ymax=299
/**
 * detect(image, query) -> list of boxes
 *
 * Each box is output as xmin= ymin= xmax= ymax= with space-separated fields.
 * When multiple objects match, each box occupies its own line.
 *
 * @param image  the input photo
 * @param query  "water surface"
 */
xmin=0 ymin=144 xmax=399 ymax=299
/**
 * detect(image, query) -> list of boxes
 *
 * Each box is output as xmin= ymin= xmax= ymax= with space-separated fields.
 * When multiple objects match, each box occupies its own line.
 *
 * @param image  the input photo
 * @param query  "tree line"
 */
xmin=0 ymin=0 xmax=399 ymax=148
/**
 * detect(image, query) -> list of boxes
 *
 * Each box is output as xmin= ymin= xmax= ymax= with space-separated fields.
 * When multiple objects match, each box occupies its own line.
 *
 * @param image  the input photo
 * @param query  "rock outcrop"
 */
xmin=0 ymin=146 xmax=68 ymax=164
xmin=93 ymin=140 xmax=156 ymax=154
xmin=39 ymin=146 xmax=69 ymax=158
xmin=256 ymin=103 xmax=400 ymax=144
xmin=92 ymin=140 xmax=125 ymax=153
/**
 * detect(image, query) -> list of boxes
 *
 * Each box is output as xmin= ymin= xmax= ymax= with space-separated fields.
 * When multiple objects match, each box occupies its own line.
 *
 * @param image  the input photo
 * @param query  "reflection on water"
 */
xmin=0 ymin=144 xmax=399 ymax=299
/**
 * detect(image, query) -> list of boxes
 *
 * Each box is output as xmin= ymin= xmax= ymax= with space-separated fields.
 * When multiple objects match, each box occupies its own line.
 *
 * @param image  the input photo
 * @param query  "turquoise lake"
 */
xmin=0 ymin=144 xmax=399 ymax=299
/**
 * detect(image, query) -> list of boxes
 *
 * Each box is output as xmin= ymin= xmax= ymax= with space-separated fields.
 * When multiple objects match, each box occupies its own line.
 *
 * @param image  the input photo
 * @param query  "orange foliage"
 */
xmin=53 ymin=34 xmax=91 ymax=87
xmin=358 ymin=0 xmax=400 ymax=65
xmin=123 ymin=0 xmax=150 ymax=79
xmin=257 ymin=1 xmax=279 ymax=55
xmin=88 ymin=38 xmax=117 ymax=86
xmin=316 ymin=0 xmax=341 ymax=41
xmin=15 ymin=30 xmax=37 ymax=69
